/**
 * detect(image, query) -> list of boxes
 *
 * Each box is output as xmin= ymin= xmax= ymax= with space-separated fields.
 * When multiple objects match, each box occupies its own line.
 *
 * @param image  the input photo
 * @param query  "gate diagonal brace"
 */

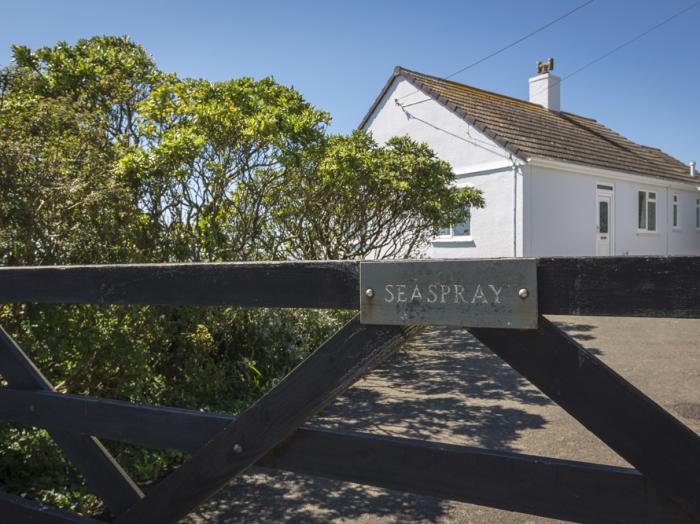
xmin=0 ymin=327 xmax=144 ymax=517
xmin=469 ymin=317 xmax=700 ymax=521
xmin=114 ymin=316 xmax=412 ymax=524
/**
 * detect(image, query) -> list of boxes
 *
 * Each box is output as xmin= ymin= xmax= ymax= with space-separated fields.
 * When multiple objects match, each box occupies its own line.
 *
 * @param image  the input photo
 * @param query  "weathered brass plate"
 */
xmin=360 ymin=259 xmax=538 ymax=329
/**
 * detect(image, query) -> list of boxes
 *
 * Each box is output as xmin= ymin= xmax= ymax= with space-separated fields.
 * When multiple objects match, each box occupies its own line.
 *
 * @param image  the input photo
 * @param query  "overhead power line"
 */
xmin=533 ymin=0 xmax=700 ymax=96
xmin=394 ymin=1 xmax=700 ymax=166
xmin=396 ymin=0 xmax=594 ymax=102
xmin=442 ymin=0 xmax=594 ymax=82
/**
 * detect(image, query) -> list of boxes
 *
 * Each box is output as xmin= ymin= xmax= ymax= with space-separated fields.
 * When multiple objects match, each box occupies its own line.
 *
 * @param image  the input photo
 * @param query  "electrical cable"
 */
xmin=530 ymin=1 xmax=700 ymax=99
xmin=396 ymin=0 xmax=594 ymax=103
xmin=396 ymin=106 xmax=514 ymax=161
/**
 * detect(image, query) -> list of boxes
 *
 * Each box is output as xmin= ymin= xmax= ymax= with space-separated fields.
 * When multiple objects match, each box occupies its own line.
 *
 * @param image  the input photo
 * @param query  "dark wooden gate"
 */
xmin=0 ymin=257 xmax=698 ymax=523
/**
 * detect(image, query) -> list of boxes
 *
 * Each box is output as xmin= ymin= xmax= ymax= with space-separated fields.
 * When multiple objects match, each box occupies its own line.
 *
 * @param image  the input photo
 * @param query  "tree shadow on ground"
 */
xmin=553 ymin=320 xmax=602 ymax=355
xmin=187 ymin=323 xmax=599 ymax=523
xmin=185 ymin=468 xmax=445 ymax=524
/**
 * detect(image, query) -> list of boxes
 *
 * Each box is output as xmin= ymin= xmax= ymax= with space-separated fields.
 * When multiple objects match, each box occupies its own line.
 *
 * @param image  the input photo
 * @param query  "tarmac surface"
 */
xmin=184 ymin=316 xmax=700 ymax=523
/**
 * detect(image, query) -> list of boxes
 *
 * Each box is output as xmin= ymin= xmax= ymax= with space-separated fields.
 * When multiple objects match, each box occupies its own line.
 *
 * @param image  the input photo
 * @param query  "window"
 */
xmin=638 ymin=191 xmax=656 ymax=232
xmin=696 ymin=198 xmax=700 ymax=230
xmin=672 ymin=194 xmax=679 ymax=228
xmin=598 ymin=200 xmax=609 ymax=233
xmin=438 ymin=205 xmax=471 ymax=239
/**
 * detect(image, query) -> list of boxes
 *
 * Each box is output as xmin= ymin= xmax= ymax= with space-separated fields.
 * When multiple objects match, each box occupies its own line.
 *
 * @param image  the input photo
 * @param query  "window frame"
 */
xmin=436 ymin=205 xmax=472 ymax=241
xmin=638 ymin=190 xmax=657 ymax=233
xmin=672 ymin=193 xmax=680 ymax=230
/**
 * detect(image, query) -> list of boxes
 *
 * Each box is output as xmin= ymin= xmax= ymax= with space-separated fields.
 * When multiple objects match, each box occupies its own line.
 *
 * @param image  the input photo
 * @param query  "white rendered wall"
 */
xmin=525 ymin=164 xmax=700 ymax=256
xmin=364 ymin=77 xmax=508 ymax=169
xmin=426 ymin=166 xmax=520 ymax=258
xmin=364 ymin=76 xmax=520 ymax=258
xmin=668 ymin=190 xmax=700 ymax=255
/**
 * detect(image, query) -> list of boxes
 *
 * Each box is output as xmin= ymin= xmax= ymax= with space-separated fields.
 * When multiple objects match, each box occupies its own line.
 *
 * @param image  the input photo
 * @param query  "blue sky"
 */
xmin=1 ymin=0 xmax=698 ymax=164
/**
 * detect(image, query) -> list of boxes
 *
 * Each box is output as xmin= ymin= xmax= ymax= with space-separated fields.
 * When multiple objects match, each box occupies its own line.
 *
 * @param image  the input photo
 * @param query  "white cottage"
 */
xmin=361 ymin=66 xmax=700 ymax=257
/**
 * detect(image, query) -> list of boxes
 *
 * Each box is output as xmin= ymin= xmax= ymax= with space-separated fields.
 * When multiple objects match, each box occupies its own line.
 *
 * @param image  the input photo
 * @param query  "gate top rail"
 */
xmin=0 ymin=256 xmax=698 ymax=318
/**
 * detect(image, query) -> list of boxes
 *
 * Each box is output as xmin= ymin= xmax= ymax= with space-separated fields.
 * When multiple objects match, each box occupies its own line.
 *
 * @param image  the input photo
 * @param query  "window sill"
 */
xmin=636 ymin=230 xmax=659 ymax=236
xmin=672 ymin=227 xmax=682 ymax=232
xmin=432 ymin=237 xmax=474 ymax=245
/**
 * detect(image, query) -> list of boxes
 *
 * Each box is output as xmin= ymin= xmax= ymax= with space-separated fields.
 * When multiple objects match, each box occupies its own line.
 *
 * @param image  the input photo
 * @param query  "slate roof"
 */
xmin=360 ymin=67 xmax=694 ymax=184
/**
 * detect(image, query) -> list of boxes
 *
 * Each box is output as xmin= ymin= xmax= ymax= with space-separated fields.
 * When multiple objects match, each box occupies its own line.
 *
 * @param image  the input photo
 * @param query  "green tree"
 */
xmin=11 ymin=36 xmax=161 ymax=146
xmin=267 ymin=131 xmax=484 ymax=259
xmin=116 ymin=76 xmax=330 ymax=261
xmin=0 ymin=66 xmax=137 ymax=266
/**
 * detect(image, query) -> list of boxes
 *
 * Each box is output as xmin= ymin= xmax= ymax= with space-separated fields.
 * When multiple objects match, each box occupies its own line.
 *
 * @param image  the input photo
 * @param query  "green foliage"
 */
xmin=0 ymin=82 xmax=136 ymax=265
xmin=0 ymin=425 xmax=101 ymax=515
xmin=267 ymin=131 xmax=484 ymax=259
xmin=116 ymin=76 xmax=330 ymax=261
xmin=11 ymin=36 xmax=161 ymax=145
xmin=0 ymin=35 xmax=483 ymax=515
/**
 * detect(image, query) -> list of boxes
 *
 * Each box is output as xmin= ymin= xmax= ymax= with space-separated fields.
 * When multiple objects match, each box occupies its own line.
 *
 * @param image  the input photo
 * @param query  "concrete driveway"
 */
xmin=184 ymin=316 xmax=700 ymax=523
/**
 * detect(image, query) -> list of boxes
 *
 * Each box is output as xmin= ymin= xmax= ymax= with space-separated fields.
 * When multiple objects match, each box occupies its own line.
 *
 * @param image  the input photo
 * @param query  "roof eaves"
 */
xmin=527 ymin=155 xmax=697 ymax=185
xmin=358 ymin=66 xmax=403 ymax=130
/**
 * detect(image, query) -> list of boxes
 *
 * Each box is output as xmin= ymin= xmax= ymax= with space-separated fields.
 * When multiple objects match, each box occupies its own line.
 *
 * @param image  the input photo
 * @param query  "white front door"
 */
xmin=596 ymin=190 xmax=613 ymax=256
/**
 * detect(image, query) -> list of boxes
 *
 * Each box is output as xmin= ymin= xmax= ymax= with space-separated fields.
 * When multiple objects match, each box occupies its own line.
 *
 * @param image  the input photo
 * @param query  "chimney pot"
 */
xmin=690 ymin=161 xmax=696 ymax=177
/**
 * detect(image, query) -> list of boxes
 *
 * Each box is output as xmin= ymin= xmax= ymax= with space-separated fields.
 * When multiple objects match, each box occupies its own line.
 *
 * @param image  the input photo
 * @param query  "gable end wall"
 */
xmin=364 ymin=76 xmax=521 ymax=258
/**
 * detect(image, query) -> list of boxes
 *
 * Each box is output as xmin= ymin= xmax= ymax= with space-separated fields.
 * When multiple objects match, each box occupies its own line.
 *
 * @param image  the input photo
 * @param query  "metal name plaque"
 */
xmin=360 ymin=259 xmax=538 ymax=329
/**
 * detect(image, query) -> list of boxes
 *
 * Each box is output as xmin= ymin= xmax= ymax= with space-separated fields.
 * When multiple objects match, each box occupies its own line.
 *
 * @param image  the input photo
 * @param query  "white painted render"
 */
xmin=426 ymin=165 xmax=522 ymax=259
xmin=364 ymin=77 xmax=509 ymax=168
xmin=363 ymin=74 xmax=700 ymax=258
xmin=525 ymin=159 xmax=700 ymax=256
xmin=528 ymin=72 xmax=560 ymax=112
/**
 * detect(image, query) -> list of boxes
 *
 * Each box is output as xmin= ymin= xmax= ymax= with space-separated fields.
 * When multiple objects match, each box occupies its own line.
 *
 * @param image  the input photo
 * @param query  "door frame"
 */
xmin=596 ymin=183 xmax=615 ymax=256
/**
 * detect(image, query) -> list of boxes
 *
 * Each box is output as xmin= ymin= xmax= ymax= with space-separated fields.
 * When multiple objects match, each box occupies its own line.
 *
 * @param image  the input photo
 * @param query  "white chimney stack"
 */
xmin=691 ymin=161 xmax=696 ymax=177
xmin=529 ymin=57 xmax=560 ymax=112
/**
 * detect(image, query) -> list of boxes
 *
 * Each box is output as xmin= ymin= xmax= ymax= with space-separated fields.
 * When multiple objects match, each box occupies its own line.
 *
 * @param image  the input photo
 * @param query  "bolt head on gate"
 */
xmin=360 ymin=259 xmax=538 ymax=329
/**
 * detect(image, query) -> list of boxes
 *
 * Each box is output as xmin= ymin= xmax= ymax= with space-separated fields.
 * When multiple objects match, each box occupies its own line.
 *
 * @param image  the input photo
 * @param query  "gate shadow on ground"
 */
xmin=186 ymin=323 xmax=599 ymax=523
